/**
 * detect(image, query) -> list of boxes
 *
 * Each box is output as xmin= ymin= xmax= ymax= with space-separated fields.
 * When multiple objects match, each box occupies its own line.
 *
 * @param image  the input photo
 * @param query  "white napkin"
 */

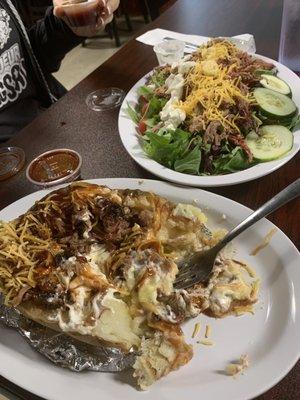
xmin=136 ymin=28 xmax=256 ymax=53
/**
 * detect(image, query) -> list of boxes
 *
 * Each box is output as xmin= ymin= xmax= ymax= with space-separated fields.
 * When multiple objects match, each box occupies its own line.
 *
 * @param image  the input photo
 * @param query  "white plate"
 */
xmin=0 ymin=178 xmax=299 ymax=400
xmin=118 ymin=56 xmax=300 ymax=187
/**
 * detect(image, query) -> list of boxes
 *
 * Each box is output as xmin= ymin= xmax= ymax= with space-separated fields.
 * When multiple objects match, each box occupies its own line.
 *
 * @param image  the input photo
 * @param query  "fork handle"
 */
xmin=215 ymin=178 xmax=300 ymax=251
xmin=163 ymin=37 xmax=199 ymax=50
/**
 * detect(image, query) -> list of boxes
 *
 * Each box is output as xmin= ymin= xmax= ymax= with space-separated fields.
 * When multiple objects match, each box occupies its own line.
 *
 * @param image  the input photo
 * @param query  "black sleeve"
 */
xmin=28 ymin=7 xmax=84 ymax=74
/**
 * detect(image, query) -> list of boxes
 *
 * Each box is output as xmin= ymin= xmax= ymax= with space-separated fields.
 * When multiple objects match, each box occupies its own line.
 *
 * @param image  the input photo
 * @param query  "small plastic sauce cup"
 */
xmin=26 ymin=149 xmax=82 ymax=188
xmin=153 ymin=40 xmax=185 ymax=65
xmin=0 ymin=147 xmax=25 ymax=181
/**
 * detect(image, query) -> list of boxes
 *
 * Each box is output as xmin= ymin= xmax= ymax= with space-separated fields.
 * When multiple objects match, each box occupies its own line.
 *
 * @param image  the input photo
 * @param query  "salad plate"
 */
xmin=118 ymin=40 xmax=300 ymax=187
xmin=0 ymin=178 xmax=299 ymax=400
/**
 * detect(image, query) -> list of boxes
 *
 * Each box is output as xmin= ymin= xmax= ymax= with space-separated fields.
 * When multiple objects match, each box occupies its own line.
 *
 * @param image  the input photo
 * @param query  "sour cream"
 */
xmin=160 ymin=98 xmax=186 ymax=131
xmin=159 ymin=57 xmax=195 ymax=131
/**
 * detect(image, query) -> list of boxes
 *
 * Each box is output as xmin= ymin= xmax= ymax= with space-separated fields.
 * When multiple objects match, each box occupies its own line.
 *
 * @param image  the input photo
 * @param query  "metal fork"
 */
xmin=174 ymin=179 xmax=300 ymax=290
xmin=163 ymin=36 xmax=199 ymax=52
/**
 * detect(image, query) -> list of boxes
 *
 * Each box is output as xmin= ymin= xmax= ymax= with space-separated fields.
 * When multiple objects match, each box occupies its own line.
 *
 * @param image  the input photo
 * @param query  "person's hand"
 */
xmin=53 ymin=0 xmax=120 ymax=37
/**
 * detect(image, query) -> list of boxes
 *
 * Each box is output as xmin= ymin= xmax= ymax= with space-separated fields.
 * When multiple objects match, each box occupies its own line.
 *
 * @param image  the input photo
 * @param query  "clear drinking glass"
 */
xmin=279 ymin=0 xmax=300 ymax=72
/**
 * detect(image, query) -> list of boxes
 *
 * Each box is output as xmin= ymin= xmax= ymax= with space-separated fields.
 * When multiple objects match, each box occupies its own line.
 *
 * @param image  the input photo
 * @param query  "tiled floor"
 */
xmin=53 ymin=17 xmax=146 ymax=90
xmin=53 ymin=39 xmax=118 ymax=90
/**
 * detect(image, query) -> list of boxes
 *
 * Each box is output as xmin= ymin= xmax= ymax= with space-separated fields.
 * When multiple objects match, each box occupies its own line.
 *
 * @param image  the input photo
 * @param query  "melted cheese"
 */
xmin=58 ymin=287 xmax=140 ymax=350
xmin=59 ymin=256 xmax=76 ymax=288
xmin=226 ymin=354 xmax=250 ymax=376
xmin=209 ymin=261 xmax=259 ymax=315
xmin=172 ymin=203 xmax=208 ymax=223
xmin=58 ymin=286 xmax=91 ymax=334
xmin=86 ymin=244 xmax=110 ymax=276
xmin=93 ymin=289 xmax=141 ymax=349
xmin=138 ymin=263 xmax=177 ymax=319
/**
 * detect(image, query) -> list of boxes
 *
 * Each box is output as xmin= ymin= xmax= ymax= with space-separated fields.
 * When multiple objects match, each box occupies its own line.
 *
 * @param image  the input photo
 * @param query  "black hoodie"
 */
xmin=0 ymin=0 xmax=83 ymax=141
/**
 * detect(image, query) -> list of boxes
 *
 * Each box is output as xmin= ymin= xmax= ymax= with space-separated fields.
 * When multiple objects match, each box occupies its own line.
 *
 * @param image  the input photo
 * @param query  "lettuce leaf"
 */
xmin=213 ymin=147 xmax=250 ymax=173
xmin=174 ymin=146 xmax=201 ymax=174
xmin=146 ymin=97 xmax=167 ymax=118
xmin=138 ymin=85 xmax=153 ymax=99
xmin=150 ymin=70 xmax=168 ymax=87
xmin=126 ymin=102 xmax=140 ymax=124
xmin=144 ymin=129 xmax=192 ymax=169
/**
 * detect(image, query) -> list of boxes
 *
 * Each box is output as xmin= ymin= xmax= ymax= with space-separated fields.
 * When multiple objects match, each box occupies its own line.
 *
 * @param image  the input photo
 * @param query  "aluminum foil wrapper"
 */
xmin=0 ymin=299 xmax=136 ymax=372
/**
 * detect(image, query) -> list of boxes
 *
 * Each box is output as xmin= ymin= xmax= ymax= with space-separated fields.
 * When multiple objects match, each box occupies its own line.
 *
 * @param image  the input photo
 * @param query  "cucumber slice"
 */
xmin=253 ymin=88 xmax=297 ymax=119
xmin=260 ymin=74 xmax=291 ymax=96
xmin=246 ymin=125 xmax=293 ymax=161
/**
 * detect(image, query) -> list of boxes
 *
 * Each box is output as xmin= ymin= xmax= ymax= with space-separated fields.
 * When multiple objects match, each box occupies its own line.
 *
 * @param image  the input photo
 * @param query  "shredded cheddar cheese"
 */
xmin=177 ymin=40 xmax=254 ymax=134
xmin=0 ymin=213 xmax=55 ymax=305
xmin=205 ymin=324 xmax=211 ymax=338
xmin=199 ymin=40 xmax=238 ymax=60
xmin=251 ymin=228 xmax=277 ymax=256
xmin=197 ymin=339 xmax=214 ymax=346
xmin=192 ymin=322 xmax=201 ymax=338
xmin=225 ymin=354 xmax=250 ymax=376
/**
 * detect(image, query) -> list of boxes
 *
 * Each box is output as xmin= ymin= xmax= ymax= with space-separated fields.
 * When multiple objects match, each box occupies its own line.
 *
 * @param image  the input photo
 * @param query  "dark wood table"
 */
xmin=1 ymin=0 xmax=299 ymax=399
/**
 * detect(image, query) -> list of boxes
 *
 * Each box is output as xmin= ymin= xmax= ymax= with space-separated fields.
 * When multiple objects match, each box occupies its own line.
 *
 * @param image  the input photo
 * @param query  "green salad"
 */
xmin=127 ymin=39 xmax=300 ymax=176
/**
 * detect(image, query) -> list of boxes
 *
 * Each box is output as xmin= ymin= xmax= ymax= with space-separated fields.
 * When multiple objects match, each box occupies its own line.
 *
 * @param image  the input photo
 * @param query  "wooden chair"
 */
xmin=140 ymin=0 xmax=177 ymax=21
xmin=83 ymin=0 xmax=135 ymax=48
xmin=140 ymin=0 xmax=160 ymax=21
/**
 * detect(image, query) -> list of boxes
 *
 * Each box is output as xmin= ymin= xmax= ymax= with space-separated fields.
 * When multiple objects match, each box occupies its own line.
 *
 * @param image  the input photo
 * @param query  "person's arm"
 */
xmin=27 ymin=0 xmax=119 ymax=74
xmin=28 ymin=7 xmax=83 ymax=74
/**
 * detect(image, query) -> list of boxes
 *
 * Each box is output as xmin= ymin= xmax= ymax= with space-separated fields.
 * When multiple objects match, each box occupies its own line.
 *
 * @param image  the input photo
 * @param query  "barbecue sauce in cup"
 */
xmin=26 ymin=149 xmax=82 ymax=188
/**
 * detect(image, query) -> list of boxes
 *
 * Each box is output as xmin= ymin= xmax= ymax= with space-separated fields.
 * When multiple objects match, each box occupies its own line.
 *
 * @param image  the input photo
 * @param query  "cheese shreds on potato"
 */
xmin=205 ymin=324 xmax=212 ymax=338
xmin=0 ymin=182 xmax=259 ymax=390
xmin=251 ymin=228 xmax=277 ymax=256
xmin=225 ymin=354 xmax=250 ymax=376
xmin=192 ymin=322 xmax=201 ymax=338
xmin=198 ymin=339 xmax=214 ymax=346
